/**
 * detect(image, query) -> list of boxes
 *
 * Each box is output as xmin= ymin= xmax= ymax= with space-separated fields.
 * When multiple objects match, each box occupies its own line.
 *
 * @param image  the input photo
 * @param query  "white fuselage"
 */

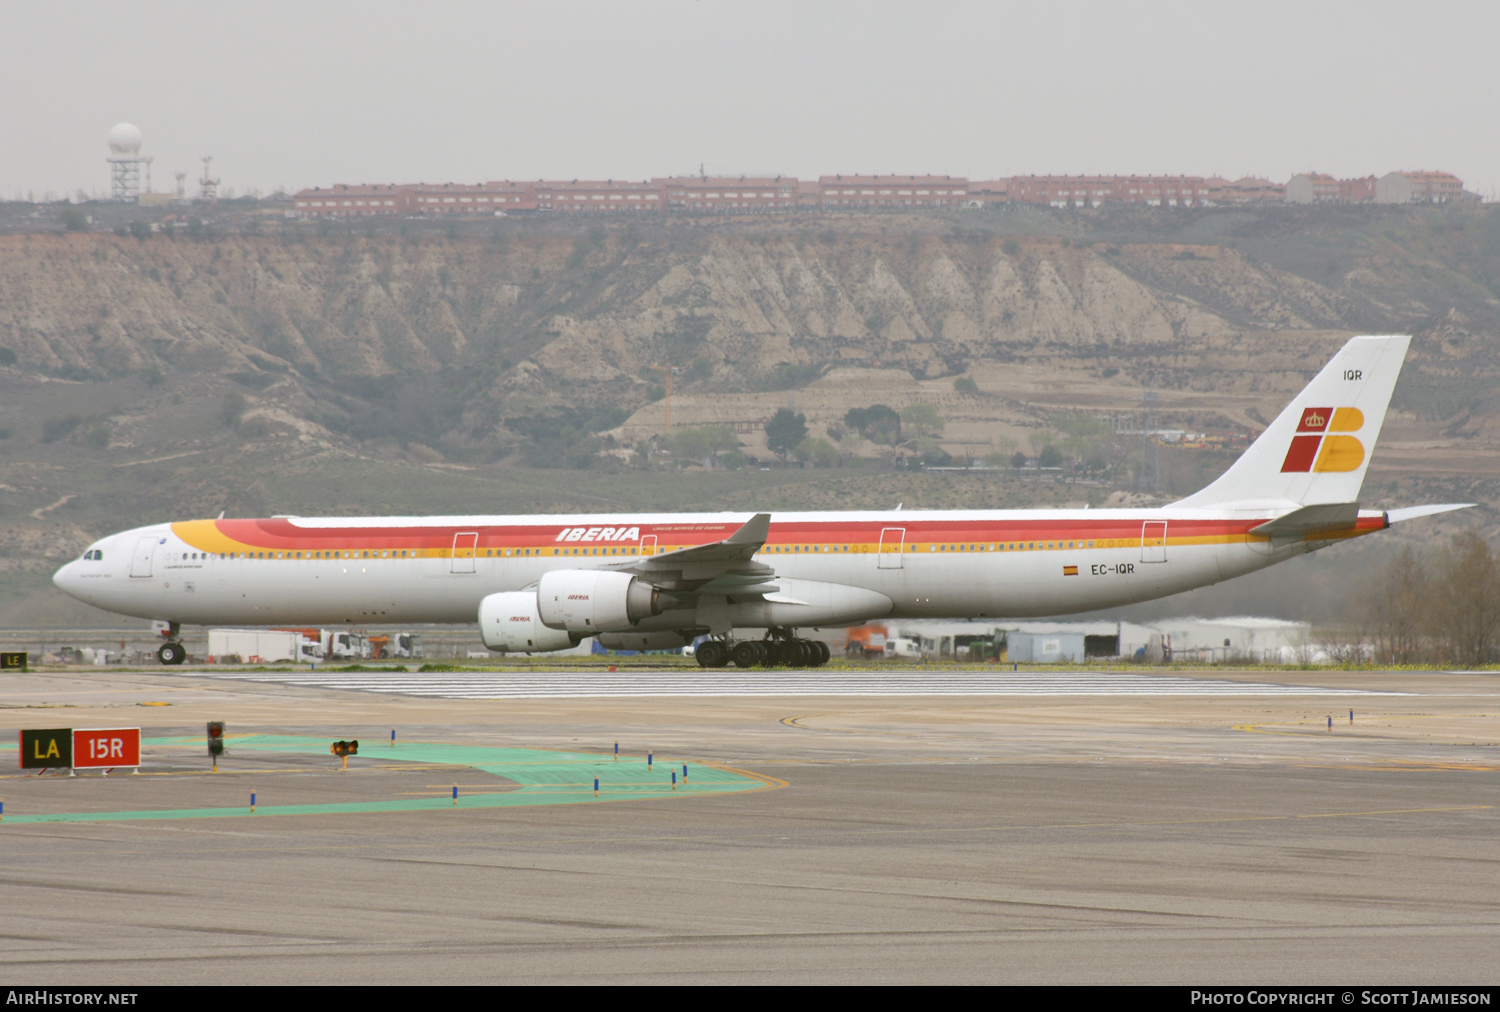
xmin=53 ymin=507 xmax=1357 ymax=630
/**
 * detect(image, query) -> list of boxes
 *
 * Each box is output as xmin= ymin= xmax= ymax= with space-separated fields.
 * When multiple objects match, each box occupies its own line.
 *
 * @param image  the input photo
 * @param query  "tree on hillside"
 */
xmin=667 ymin=425 xmax=740 ymax=466
xmin=793 ymin=437 xmax=840 ymax=468
xmin=845 ymin=404 xmax=901 ymax=444
xmin=59 ymin=206 xmax=89 ymax=232
xmin=765 ymin=409 xmax=808 ymax=462
xmin=900 ymin=403 xmax=944 ymax=439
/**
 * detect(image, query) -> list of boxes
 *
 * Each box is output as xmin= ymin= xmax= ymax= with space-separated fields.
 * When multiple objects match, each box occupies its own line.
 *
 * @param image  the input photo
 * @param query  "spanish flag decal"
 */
xmin=1063 ymin=565 xmax=1079 ymax=576
xmin=1281 ymin=407 xmax=1365 ymax=473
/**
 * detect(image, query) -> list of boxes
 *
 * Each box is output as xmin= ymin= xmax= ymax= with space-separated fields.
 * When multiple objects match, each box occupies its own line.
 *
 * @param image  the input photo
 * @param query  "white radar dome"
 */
xmin=107 ymin=122 xmax=143 ymax=155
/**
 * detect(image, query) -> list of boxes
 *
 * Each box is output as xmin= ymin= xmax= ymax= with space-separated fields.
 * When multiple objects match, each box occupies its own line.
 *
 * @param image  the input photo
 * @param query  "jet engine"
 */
xmin=478 ymin=591 xmax=579 ymax=653
xmin=536 ymin=570 xmax=673 ymax=633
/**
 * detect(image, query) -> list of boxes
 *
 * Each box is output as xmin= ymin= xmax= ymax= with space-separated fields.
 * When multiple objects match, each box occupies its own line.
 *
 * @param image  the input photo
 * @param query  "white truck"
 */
xmin=327 ymin=630 xmax=369 ymax=660
xmin=208 ymin=629 xmax=320 ymax=664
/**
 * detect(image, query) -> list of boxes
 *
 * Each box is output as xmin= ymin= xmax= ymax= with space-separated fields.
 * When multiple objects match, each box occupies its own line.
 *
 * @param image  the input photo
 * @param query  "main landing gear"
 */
xmin=694 ymin=629 xmax=830 ymax=669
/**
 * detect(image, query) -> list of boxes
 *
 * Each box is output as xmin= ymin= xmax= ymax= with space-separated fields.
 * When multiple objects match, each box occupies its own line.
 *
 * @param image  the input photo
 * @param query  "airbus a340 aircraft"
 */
xmin=54 ymin=335 xmax=1468 ymax=668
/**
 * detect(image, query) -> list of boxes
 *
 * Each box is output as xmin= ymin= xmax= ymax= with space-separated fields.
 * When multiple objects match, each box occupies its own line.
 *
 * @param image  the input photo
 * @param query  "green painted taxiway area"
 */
xmin=0 ymin=734 xmax=781 ymax=823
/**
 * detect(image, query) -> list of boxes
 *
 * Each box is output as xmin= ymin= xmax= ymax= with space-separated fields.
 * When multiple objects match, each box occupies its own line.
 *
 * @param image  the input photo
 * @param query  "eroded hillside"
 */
xmin=1 ymin=205 xmax=1498 ymax=625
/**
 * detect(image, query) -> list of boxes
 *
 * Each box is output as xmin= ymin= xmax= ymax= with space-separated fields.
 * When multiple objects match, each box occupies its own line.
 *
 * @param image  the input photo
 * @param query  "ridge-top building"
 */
xmin=655 ymin=176 xmax=799 ymax=212
xmin=1007 ymin=175 xmax=1209 ymax=207
xmin=1376 ymin=171 xmax=1465 ymax=204
xmin=818 ymin=175 xmax=969 ymax=208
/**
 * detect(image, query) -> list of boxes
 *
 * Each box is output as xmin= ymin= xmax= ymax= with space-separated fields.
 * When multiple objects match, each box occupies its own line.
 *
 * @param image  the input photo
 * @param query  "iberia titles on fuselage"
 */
xmin=52 ymin=335 xmax=1471 ymax=667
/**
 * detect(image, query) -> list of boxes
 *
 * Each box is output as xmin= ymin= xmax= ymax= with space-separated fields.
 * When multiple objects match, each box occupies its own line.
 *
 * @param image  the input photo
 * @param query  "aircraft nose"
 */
xmin=53 ymin=560 xmax=78 ymax=596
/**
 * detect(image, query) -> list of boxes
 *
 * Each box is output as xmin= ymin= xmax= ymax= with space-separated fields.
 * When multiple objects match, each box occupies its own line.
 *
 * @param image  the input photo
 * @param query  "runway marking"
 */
xmin=1235 ymin=712 xmax=1495 ymax=738
xmin=0 ymin=735 xmax=779 ymax=824
xmin=781 ymin=713 xmax=865 ymax=733
xmin=1292 ymin=762 xmax=1500 ymax=772
xmin=158 ymin=667 xmax=1412 ymax=699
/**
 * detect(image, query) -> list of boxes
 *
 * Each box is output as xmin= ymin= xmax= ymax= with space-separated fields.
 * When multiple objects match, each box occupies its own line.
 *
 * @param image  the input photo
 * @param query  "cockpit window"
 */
xmin=82 ymin=549 xmax=103 ymax=561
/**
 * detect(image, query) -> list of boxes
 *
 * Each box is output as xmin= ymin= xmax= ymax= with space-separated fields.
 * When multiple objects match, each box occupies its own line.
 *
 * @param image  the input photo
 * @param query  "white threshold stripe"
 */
xmin=168 ymin=669 xmax=1408 ymax=699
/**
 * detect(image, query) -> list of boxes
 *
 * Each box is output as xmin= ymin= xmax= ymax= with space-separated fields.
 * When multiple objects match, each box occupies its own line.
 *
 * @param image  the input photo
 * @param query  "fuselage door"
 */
xmin=639 ymin=533 xmax=658 ymax=557
xmin=130 ymin=536 xmax=156 ymax=578
xmin=1141 ymin=521 xmax=1167 ymax=563
xmin=451 ymin=532 xmax=478 ymax=574
xmin=877 ymin=527 xmax=906 ymax=569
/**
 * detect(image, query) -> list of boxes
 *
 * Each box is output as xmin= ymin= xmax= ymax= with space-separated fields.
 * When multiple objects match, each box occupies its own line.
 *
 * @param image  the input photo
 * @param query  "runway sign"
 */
xmin=20 ymin=728 xmax=72 ymax=769
xmin=72 ymin=728 xmax=141 ymax=769
xmin=0 ymin=651 xmax=26 ymax=670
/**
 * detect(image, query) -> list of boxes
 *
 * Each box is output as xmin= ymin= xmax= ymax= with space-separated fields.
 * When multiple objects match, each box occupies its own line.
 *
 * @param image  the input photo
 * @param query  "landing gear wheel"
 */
xmin=731 ymin=641 xmax=761 ymax=668
xmin=695 ymin=640 xmax=729 ymax=668
xmin=811 ymin=641 xmax=831 ymax=667
xmin=158 ymin=641 xmax=186 ymax=666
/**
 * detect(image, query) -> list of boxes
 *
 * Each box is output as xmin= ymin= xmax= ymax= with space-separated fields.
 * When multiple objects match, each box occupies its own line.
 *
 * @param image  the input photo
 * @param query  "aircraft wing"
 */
xmin=612 ymin=512 xmax=778 ymax=594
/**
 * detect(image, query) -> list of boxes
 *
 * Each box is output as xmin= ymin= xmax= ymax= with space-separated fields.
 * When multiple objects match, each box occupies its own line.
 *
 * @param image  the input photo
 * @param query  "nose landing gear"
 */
xmin=154 ymin=621 xmax=186 ymax=665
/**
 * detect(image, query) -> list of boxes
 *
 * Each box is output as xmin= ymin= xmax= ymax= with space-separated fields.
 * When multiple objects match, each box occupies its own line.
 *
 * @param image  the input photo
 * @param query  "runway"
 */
xmin=168 ymin=665 xmax=1412 ymax=698
xmin=0 ymin=665 xmax=1494 ymax=984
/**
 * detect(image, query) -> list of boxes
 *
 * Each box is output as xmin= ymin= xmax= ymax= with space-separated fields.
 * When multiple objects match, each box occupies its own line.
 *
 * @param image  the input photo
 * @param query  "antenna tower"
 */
xmin=198 ymin=156 xmax=220 ymax=203
xmin=106 ymin=123 xmax=148 ymax=203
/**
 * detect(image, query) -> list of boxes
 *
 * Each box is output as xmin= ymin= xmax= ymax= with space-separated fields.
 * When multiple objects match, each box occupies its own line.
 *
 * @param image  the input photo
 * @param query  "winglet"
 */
xmin=725 ymin=512 xmax=772 ymax=546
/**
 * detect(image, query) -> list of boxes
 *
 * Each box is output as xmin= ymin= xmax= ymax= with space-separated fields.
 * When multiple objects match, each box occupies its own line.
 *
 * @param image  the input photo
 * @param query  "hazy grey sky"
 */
xmin=4 ymin=0 xmax=1496 ymax=200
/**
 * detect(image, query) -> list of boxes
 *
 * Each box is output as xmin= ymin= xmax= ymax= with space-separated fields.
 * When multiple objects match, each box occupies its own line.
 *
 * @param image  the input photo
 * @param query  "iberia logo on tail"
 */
xmin=1281 ymin=407 xmax=1365 ymax=473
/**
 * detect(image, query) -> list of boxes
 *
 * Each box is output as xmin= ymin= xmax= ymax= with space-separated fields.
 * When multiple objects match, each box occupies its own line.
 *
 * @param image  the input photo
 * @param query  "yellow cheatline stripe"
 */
xmin=172 ymin=519 xmax=260 ymax=554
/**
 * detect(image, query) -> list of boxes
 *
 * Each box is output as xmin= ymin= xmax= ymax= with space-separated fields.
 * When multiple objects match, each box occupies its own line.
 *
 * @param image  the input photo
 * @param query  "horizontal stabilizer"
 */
xmin=1385 ymin=503 xmax=1475 ymax=524
xmin=1249 ymin=502 xmax=1361 ymax=538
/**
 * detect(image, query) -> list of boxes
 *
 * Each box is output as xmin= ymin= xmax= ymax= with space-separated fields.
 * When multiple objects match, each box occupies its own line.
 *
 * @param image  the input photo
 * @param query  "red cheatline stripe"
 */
xmin=176 ymin=515 xmax=1286 ymax=554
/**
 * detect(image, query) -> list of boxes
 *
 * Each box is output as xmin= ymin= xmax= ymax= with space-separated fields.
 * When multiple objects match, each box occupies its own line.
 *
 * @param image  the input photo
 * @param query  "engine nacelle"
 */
xmin=478 ymin=592 xmax=579 ymax=653
xmin=537 ymin=569 xmax=670 ymax=633
xmin=596 ymin=630 xmax=693 ymax=651
xmin=727 ymin=578 xmax=894 ymax=629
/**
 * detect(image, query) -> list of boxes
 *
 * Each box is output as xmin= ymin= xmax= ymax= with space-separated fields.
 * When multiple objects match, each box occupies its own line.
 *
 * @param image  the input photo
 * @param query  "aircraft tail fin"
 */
xmin=1172 ymin=335 xmax=1410 ymax=509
